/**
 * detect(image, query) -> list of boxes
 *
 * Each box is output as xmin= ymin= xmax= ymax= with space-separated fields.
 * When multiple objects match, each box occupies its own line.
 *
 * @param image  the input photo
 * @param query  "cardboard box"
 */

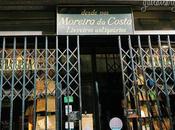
xmin=36 ymin=115 xmax=56 ymax=130
xmin=36 ymin=79 xmax=55 ymax=95
xmin=36 ymin=96 xmax=55 ymax=112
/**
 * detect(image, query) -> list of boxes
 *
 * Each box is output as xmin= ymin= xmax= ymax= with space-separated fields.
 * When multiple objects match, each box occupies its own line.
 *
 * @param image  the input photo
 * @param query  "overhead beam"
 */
xmin=0 ymin=6 xmax=54 ymax=10
xmin=0 ymin=0 xmax=142 ymax=6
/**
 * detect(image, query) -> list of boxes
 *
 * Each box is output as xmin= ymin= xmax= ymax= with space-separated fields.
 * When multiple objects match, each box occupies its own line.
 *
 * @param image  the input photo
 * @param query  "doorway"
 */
xmin=80 ymin=36 xmax=125 ymax=130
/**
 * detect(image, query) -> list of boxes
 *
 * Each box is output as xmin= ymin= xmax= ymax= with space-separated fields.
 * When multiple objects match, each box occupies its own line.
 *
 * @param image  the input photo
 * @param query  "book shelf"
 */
xmin=120 ymin=46 xmax=175 ymax=130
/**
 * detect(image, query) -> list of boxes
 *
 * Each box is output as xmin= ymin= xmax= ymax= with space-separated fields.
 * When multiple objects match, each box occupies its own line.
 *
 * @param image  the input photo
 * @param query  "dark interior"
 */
xmin=80 ymin=36 xmax=124 ymax=130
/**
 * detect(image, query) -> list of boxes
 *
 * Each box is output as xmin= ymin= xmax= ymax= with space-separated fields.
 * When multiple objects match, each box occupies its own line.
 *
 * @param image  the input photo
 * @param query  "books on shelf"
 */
xmin=36 ymin=79 xmax=55 ymax=95
xmin=36 ymin=115 xmax=56 ymax=130
xmin=36 ymin=96 xmax=56 ymax=112
xmin=140 ymin=105 xmax=149 ymax=117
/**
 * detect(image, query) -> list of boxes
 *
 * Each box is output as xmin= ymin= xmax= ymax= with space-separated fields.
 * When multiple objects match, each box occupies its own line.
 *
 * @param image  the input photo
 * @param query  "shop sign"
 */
xmin=57 ymin=7 xmax=134 ymax=35
xmin=64 ymin=96 xmax=74 ymax=103
xmin=65 ymin=122 xmax=74 ymax=129
xmin=65 ymin=105 xmax=73 ymax=115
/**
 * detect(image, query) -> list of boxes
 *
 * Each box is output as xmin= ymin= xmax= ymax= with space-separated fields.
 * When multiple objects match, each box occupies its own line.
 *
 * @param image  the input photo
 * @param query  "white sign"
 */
xmin=65 ymin=105 xmax=73 ymax=115
xmin=65 ymin=122 xmax=74 ymax=129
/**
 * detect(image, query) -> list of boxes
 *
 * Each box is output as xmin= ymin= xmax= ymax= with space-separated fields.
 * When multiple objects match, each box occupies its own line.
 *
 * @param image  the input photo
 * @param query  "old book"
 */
xmin=36 ymin=79 xmax=55 ymax=95
xmin=141 ymin=105 xmax=149 ymax=117
xmin=137 ymin=74 xmax=144 ymax=86
xmin=153 ymin=120 xmax=159 ymax=130
xmin=36 ymin=96 xmax=55 ymax=112
xmin=36 ymin=115 xmax=56 ymax=130
xmin=152 ymin=104 xmax=159 ymax=116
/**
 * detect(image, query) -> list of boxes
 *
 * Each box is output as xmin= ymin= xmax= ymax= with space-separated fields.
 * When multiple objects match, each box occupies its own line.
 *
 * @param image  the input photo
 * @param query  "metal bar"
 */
xmin=33 ymin=36 xmax=37 ymax=130
xmin=158 ymin=35 xmax=173 ymax=130
xmin=128 ymin=35 xmax=142 ymax=130
xmin=10 ymin=37 xmax=16 ymax=130
xmin=167 ymin=35 xmax=175 ymax=129
xmin=95 ymin=81 xmax=101 ymax=130
xmin=56 ymin=35 xmax=63 ymax=130
xmin=22 ymin=37 xmax=27 ymax=130
xmin=56 ymin=36 xmax=59 ymax=130
xmin=167 ymin=35 xmax=175 ymax=97
xmin=66 ymin=36 xmax=70 ymax=130
xmin=137 ymin=35 xmax=154 ymax=130
xmin=118 ymin=36 xmax=129 ymax=129
xmin=105 ymin=54 xmax=108 ymax=72
xmin=0 ymin=37 xmax=5 ymax=128
xmin=45 ymin=36 xmax=48 ymax=130
xmin=134 ymin=30 xmax=175 ymax=35
xmin=77 ymin=36 xmax=82 ymax=130
xmin=91 ymin=48 xmax=99 ymax=130
xmin=148 ymin=35 xmax=163 ymax=129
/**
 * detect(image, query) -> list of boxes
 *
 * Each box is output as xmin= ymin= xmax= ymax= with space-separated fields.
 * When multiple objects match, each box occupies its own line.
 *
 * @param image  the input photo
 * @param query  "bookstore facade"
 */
xmin=0 ymin=1 xmax=175 ymax=130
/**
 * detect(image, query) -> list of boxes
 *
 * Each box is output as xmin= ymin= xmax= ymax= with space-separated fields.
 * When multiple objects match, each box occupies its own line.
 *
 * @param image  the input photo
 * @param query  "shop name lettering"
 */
xmin=58 ymin=17 xmax=131 ymax=26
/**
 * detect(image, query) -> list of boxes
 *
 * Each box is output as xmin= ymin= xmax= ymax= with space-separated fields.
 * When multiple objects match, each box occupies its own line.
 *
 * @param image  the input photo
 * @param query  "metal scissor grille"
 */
xmin=0 ymin=36 xmax=82 ymax=130
xmin=119 ymin=35 xmax=175 ymax=130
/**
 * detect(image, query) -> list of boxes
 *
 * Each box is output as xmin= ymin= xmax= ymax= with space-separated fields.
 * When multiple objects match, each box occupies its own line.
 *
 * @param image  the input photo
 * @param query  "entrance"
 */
xmin=80 ymin=36 xmax=124 ymax=130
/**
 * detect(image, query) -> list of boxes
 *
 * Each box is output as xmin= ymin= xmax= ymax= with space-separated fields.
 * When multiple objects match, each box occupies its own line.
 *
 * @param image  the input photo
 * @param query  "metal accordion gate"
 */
xmin=0 ymin=36 xmax=82 ymax=130
xmin=119 ymin=35 xmax=175 ymax=130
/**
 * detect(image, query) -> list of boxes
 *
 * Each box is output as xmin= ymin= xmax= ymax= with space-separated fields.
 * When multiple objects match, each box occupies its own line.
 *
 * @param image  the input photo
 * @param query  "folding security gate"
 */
xmin=0 ymin=36 xmax=82 ymax=130
xmin=119 ymin=35 xmax=175 ymax=130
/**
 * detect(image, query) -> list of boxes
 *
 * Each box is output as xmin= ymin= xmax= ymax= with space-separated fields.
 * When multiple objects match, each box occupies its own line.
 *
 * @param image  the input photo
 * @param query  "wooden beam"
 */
xmin=0 ymin=0 xmax=142 ymax=6
xmin=0 ymin=6 xmax=54 ymax=10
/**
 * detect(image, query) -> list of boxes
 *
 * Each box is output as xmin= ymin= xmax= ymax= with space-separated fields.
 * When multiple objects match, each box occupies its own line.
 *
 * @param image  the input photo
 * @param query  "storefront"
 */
xmin=0 ymin=1 xmax=175 ymax=130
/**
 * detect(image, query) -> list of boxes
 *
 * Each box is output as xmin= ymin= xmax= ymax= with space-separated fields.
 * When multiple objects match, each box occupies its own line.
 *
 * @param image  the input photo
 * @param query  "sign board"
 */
xmin=65 ymin=122 xmax=74 ymax=129
xmin=64 ymin=96 xmax=74 ymax=103
xmin=57 ymin=7 xmax=133 ymax=35
xmin=82 ymin=114 xmax=93 ymax=130
xmin=65 ymin=105 xmax=73 ymax=115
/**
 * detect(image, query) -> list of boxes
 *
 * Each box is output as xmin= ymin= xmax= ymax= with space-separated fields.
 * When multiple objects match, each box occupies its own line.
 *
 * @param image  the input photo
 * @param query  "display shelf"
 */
xmin=121 ymin=46 xmax=174 ymax=130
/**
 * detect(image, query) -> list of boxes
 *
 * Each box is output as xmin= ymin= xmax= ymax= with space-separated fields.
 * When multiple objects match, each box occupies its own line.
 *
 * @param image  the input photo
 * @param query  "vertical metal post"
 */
xmin=167 ymin=35 xmax=175 ymax=96
xmin=137 ymin=35 xmax=154 ymax=130
xmin=10 ymin=37 xmax=16 ymax=130
xmin=148 ymin=35 xmax=163 ymax=129
xmin=95 ymin=81 xmax=101 ymax=130
xmin=55 ymin=36 xmax=59 ymax=130
xmin=66 ymin=36 xmax=70 ymax=130
xmin=22 ymin=37 xmax=27 ymax=130
xmin=0 ymin=37 xmax=5 ymax=128
xmin=167 ymin=35 xmax=175 ymax=129
xmin=77 ymin=36 xmax=82 ymax=130
xmin=33 ymin=36 xmax=37 ymax=130
xmin=158 ymin=35 xmax=173 ymax=130
xmin=56 ymin=35 xmax=62 ymax=130
xmin=45 ymin=36 xmax=48 ymax=130
xmin=91 ymin=47 xmax=99 ymax=130
xmin=128 ymin=35 xmax=142 ymax=130
xmin=118 ymin=36 xmax=129 ymax=129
